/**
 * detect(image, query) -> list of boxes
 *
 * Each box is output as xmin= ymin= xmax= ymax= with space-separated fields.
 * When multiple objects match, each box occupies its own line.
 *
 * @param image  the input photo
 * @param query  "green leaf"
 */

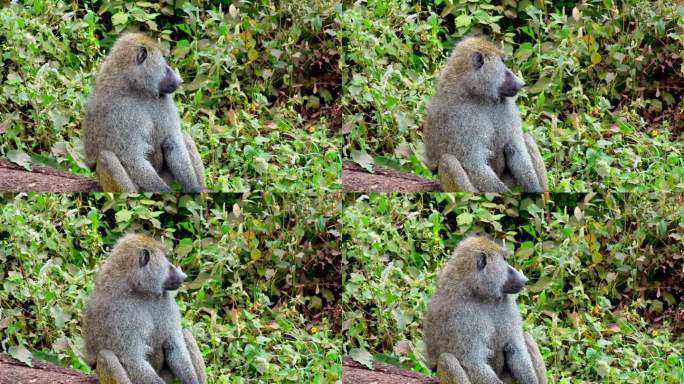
xmin=528 ymin=275 xmax=553 ymax=293
xmin=247 ymin=48 xmax=259 ymax=61
xmin=9 ymin=345 xmax=32 ymax=367
xmin=7 ymin=149 xmax=31 ymax=171
xmin=351 ymin=150 xmax=374 ymax=172
xmin=175 ymin=238 xmax=194 ymax=258
xmin=662 ymin=291 xmax=676 ymax=306
xmin=115 ymin=210 xmax=132 ymax=223
xmin=349 ymin=348 xmax=373 ymax=369
xmin=456 ymin=212 xmax=473 ymax=226
xmin=111 ymin=12 xmax=129 ymax=26
xmin=526 ymin=77 xmax=552 ymax=94
xmin=186 ymin=272 xmax=212 ymax=290
xmin=456 ymin=14 xmax=471 ymax=28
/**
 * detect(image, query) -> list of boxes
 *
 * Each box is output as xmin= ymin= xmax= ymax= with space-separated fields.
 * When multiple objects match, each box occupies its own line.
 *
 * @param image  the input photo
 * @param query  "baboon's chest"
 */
xmin=141 ymin=300 xmax=177 ymax=367
xmin=144 ymin=98 xmax=180 ymax=170
xmin=484 ymin=319 xmax=508 ymax=375
xmin=486 ymin=103 xmax=521 ymax=174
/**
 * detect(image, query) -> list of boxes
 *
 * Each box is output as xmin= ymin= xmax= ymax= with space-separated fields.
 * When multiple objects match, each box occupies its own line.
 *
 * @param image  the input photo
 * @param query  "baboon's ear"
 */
xmin=136 ymin=46 xmax=148 ymax=65
xmin=139 ymin=249 xmax=150 ymax=267
xmin=476 ymin=251 xmax=487 ymax=270
xmin=472 ymin=52 xmax=484 ymax=70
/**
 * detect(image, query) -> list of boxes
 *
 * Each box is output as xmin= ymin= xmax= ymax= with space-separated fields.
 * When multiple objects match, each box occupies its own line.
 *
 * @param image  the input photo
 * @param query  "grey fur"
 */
xmin=423 ymin=236 xmax=546 ymax=384
xmin=83 ymin=32 xmax=206 ymax=192
xmin=424 ymin=37 xmax=548 ymax=192
xmin=83 ymin=233 xmax=205 ymax=384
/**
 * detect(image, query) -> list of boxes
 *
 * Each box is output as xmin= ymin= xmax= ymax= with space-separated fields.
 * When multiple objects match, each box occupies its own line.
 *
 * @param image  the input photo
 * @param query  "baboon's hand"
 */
xmin=503 ymin=141 xmax=543 ymax=192
xmin=162 ymin=136 xmax=203 ymax=192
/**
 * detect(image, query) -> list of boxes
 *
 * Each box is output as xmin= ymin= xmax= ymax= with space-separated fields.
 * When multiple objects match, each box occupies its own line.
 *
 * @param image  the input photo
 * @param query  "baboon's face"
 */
xmin=469 ymin=246 xmax=528 ymax=301
xmin=466 ymin=51 xmax=524 ymax=101
xmin=130 ymin=245 xmax=187 ymax=296
xmin=130 ymin=45 xmax=182 ymax=97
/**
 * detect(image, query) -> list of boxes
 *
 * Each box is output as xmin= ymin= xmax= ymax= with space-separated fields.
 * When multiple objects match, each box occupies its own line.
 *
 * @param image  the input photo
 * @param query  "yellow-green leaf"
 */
xmin=248 ymin=48 xmax=259 ymax=61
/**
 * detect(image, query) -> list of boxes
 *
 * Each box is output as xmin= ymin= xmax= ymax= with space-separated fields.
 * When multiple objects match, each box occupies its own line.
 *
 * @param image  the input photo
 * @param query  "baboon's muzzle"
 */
xmin=159 ymin=66 xmax=181 ymax=95
xmin=163 ymin=264 xmax=187 ymax=291
xmin=499 ymin=70 xmax=525 ymax=98
xmin=502 ymin=265 xmax=528 ymax=294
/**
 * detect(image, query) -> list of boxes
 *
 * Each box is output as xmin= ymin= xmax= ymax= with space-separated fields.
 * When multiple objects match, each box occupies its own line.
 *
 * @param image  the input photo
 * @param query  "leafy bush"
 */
xmin=0 ymin=192 xmax=341 ymax=383
xmin=0 ymin=1 xmax=341 ymax=191
xmin=342 ymin=192 xmax=683 ymax=382
xmin=341 ymin=0 xmax=684 ymax=191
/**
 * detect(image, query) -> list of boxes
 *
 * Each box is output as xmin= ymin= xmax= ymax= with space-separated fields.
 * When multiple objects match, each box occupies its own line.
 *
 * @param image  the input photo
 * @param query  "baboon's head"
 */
xmin=97 ymin=233 xmax=187 ymax=296
xmin=102 ymin=33 xmax=182 ymax=97
xmin=440 ymin=236 xmax=528 ymax=301
xmin=441 ymin=37 xmax=524 ymax=102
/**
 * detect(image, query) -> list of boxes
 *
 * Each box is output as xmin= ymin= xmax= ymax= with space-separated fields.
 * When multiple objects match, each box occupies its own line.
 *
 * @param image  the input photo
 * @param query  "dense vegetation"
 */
xmin=341 ymin=0 xmax=684 ymax=191
xmin=342 ymin=193 xmax=683 ymax=382
xmin=0 ymin=193 xmax=341 ymax=383
xmin=0 ymin=1 xmax=341 ymax=191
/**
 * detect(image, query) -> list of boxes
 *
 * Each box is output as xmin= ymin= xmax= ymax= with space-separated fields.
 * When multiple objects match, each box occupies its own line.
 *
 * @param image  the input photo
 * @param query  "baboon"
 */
xmin=423 ymin=37 xmax=547 ymax=192
xmin=83 ymin=33 xmax=206 ymax=192
xmin=423 ymin=236 xmax=546 ymax=384
xmin=82 ymin=233 xmax=206 ymax=384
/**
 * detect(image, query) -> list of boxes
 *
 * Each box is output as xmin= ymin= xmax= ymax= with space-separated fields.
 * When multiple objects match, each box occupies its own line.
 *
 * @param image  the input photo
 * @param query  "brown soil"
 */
xmin=0 ymin=159 xmax=100 ymax=192
xmin=0 ymin=354 xmax=97 ymax=384
xmin=343 ymin=357 xmax=439 ymax=384
xmin=342 ymin=161 xmax=442 ymax=192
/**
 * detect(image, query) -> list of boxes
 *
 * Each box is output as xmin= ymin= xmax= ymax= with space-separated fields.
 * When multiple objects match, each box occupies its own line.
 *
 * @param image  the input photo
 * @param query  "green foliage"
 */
xmin=341 ymin=0 xmax=684 ymax=191
xmin=342 ymin=192 xmax=683 ymax=382
xmin=0 ymin=193 xmax=341 ymax=383
xmin=0 ymin=1 xmax=341 ymax=191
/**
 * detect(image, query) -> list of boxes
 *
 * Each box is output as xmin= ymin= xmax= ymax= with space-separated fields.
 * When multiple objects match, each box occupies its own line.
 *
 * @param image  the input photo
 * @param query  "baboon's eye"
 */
xmin=472 ymin=52 xmax=484 ymax=70
xmin=139 ymin=249 xmax=150 ymax=267
xmin=136 ymin=46 xmax=148 ymax=65
xmin=476 ymin=252 xmax=487 ymax=270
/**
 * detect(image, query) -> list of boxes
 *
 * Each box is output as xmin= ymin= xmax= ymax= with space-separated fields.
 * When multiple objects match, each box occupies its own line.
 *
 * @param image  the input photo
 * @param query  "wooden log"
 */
xmin=0 ymin=160 xmax=100 ymax=192
xmin=0 ymin=354 xmax=97 ymax=384
xmin=342 ymin=161 xmax=442 ymax=192
xmin=343 ymin=357 xmax=439 ymax=384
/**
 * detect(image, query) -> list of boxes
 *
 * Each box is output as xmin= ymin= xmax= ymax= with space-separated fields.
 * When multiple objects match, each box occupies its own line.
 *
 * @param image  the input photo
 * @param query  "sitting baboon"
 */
xmin=83 ymin=33 xmax=206 ymax=192
xmin=82 ymin=233 xmax=206 ymax=384
xmin=423 ymin=236 xmax=546 ymax=384
xmin=424 ymin=36 xmax=548 ymax=192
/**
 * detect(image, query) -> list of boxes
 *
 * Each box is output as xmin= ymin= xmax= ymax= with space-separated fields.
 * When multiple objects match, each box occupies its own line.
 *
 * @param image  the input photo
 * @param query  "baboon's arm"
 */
xmin=162 ymin=135 xmax=203 ymax=192
xmin=504 ymin=334 xmax=540 ymax=384
xmin=524 ymin=332 xmax=547 ymax=384
xmin=163 ymin=330 xmax=201 ymax=384
xmin=181 ymin=132 xmax=207 ymax=191
xmin=503 ymin=137 xmax=543 ymax=192
xmin=522 ymin=134 xmax=548 ymax=191
xmin=183 ymin=329 xmax=207 ymax=384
